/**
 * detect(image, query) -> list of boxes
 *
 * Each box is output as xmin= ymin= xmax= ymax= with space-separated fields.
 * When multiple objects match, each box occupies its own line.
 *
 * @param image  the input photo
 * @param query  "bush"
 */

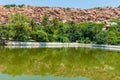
xmin=2 ymin=12 xmax=120 ymax=44
xmin=4 ymin=4 xmax=16 ymax=8
xmin=118 ymin=5 xmax=120 ymax=8
xmin=18 ymin=4 xmax=25 ymax=8
xmin=31 ymin=30 xmax=49 ymax=42
xmin=4 ymin=4 xmax=25 ymax=8
xmin=7 ymin=13 xmax=32 ymax=41
xmin=66 ymin=8 xmax=70 ymax=10
xmin=41 ymin=14 xmax=50 ymax=26
xmin=95 ymin=31 xmax=108 ymax=44
xmin=0 ymin=25 xmax=11 ymax=40
xmin=4 ymin=5 xmax=11 ymax=8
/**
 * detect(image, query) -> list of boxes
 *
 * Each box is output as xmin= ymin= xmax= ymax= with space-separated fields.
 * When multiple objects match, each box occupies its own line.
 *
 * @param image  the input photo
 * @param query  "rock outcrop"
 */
xmin=0 ymin=5 xmax=120 ymax=24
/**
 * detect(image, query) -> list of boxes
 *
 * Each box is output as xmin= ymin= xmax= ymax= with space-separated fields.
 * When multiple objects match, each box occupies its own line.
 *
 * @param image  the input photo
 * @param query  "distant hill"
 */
xmin=0 ymin=5 xmax=120 ymax=24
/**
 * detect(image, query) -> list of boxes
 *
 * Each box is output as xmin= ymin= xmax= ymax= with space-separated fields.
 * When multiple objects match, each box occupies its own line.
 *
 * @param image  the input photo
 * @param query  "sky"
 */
xmin=0 ymin=0 xmax=120 ymax=9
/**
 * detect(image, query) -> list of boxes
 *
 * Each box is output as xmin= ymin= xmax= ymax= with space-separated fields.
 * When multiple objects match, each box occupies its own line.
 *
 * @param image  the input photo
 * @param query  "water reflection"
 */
xmin=0 ymin=47 xmax=120 ymax=80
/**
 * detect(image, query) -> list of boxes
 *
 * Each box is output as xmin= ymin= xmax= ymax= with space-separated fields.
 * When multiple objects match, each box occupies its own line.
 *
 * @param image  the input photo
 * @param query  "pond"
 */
xmin=0 ymin=47 xmax=120 ymax=80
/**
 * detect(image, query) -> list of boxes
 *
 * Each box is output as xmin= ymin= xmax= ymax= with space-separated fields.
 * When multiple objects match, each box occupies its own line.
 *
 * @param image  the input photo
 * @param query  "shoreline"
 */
xmin=4 ymin=42 xmax=120 ymax=51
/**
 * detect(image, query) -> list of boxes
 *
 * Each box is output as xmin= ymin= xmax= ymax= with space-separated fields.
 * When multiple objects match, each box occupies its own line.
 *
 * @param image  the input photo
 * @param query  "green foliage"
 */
xmin=56 ymin=36 xmax=70 ymax=42
xmin=0 ymin=25 xmax=10 ymax=39
xmin=4 ymin=4 xmax=16 ymax=8
xmin=79 ymin=22 xmax=105 ymax=42
xmin=66 ymin=7 xmax=70 ymax=10
xmin=7 ymin=13 xmax=31 ymax=41
xmin=1 ymin=13 xmax=120 ymax=45
xmin=4 ymin=4 xmax=25 ymax=8
xmin=66 ymin=21 xmax=82 ymax=42
xmin=51 ymin=17 xmax=59 ymax=30
xmin=84 ymin=37 xmax=91 ymax=43
xmin=109 ymin=19 xmax=120 ymax=25
xmin=107 ymin=26 xmax=120 ymax=45
xmin=106 ymin=19 xmax=120 ymax=45
xmin=41 ymin=14 xmax=50 ymax=26
xmin=107 ymin=31 xmax=118 ymax=45
xmin=18 ymin=4 xmax=25 ymax=8
xmin=31 ymin=30 xmax=48 ymax=42
xmin=92 ymin=7 xmax=103 ymax=9
xmin=95 ymin=31 xmax=108 ymax=44
xmin=8 ymin=13 xmax=30 ymax=24
xmin=117 ymin=5 xmax=120 ymax=8
xmin=29 ymin=19 xmax=37 ymax=31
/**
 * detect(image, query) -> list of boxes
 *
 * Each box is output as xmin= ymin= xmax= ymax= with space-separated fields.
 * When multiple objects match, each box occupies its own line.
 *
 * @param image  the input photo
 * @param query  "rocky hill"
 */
xmin=0 ymin=5 xmax=120 ymax=24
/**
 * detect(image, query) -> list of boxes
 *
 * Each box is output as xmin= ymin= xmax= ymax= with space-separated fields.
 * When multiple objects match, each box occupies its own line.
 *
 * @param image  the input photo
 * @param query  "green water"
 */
xmin=0 ymin=47 xmax=120 ymax=80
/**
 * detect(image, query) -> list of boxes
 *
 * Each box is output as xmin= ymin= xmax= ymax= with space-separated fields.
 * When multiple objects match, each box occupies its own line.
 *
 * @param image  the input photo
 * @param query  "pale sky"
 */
xmin=0 ymin=0 xmax=120 ymax=8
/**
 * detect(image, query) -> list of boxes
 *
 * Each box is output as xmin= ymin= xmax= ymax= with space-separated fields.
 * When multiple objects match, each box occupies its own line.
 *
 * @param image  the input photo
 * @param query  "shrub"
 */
xmin=95 ymin=31 xmax=108 ymax=44
xmin=118 ymin=5 xmax=120 ymax=8
xmin=4 ymin=4 xmax=25 ymax=8
xmin=7 ymin=13 xmax=32 ymax=41
xmin=31 ymin=30 xmax=49 ymax=42
xmin=4 ymin=4 xmax=16 ymax=8
xmin=66 ymin=7 xmax=70 ymax=10
xmin=18 ymin=4 xmax=25 ymax=8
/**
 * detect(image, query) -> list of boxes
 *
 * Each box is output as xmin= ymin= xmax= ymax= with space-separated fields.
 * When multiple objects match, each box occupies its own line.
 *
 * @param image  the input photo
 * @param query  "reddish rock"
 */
xmin=0 ymin=6 xmax=120 ymax=24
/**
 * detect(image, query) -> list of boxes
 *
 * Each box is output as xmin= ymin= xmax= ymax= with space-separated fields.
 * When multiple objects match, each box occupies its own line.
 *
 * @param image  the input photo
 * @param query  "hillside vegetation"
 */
xmin=0 ymin=13 xmax=120 ymax=45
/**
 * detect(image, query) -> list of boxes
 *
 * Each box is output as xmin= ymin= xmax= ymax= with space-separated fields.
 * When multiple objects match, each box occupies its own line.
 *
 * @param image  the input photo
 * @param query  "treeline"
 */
xmin=4 ymin=4 xmax=25 ymax=8
xmin=3 ymin=4 xmax=120 ymax=9
xmin=0 ymin=13 xmax=120 ymax=45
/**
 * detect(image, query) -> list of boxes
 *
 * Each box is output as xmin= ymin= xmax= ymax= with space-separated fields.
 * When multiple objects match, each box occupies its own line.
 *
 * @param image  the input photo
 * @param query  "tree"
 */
xmin=66 ymin=21 xmax=82 ymax=42
xmin=30 ymin=19 xmax=37 ymax=31
xmin=18 ymin=4 xmax=25 ymax=8
xmin=7 ymin=13 xmax=32 ymax=41
xmin=95 ymin=31 xmax=108 ymax=44
xmin=80 ymin=22 xmax=105 ymax=42
xmin=106 ymin=21 xmax=120 ymax=45
xmin=107 ymin=31 xmax=118 ymax=45
xmin=0 ymin=26 xmax=10 ymax=40
xmin=51 ymin=17 xmax=59 ymax=30
xmin=118 ymin=5 xmax=120 ymax=8
xmin=4 ymin=4 xmax=16 ymax=8
xmin=31 ymin=30 xmax=48 ymax=42
xmin=55 ymin=36 xmax=70 ymax=42
xmin=41 ymin=14 xmax=50 ymax=26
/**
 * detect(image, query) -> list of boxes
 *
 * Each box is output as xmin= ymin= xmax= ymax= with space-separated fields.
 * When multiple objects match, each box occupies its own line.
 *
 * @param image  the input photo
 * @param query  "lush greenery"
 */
xmin=0 ymin=47 xmax=120 ymax=80
xmin=0 ymin=13 xmax=120 ymax=45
